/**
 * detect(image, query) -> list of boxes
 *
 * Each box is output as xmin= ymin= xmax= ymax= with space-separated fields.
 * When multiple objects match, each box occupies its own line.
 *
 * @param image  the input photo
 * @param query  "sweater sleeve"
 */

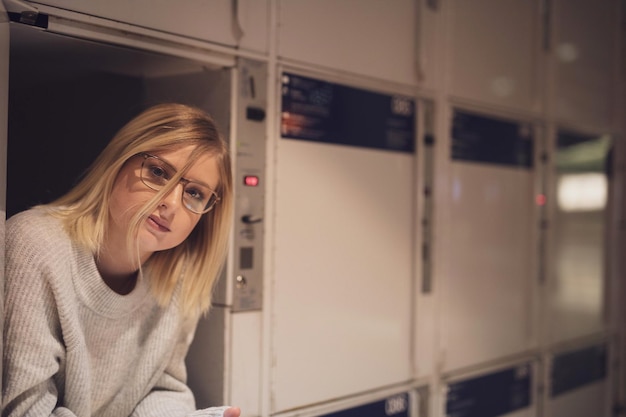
xmin=2 ymin=216 xmax=78 ymax=417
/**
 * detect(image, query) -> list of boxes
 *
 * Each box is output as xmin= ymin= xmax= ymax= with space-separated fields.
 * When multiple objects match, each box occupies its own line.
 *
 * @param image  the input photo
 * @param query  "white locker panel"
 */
xmin=23 ymin=0 xmax=269 ymax=52
xmin=447 ymin=0 xmax=541 ymax=112
xmin=553 ymin=0 xmax=615 ymax=128
xmin=441 ymin=111 xmax=536 ymax=372
xmin=230 ymin=312 xmax=262 ymax=415
xmin=277 ymin=0 xmax=418 ymax=86
xmin=548 ymin=131 xmax=609 ymax=343
xmin=272 ymin=139 xmax=414 ymax=412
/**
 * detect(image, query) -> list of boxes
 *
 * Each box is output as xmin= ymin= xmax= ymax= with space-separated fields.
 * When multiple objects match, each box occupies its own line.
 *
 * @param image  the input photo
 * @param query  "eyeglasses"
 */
xmin=139 ymin=152 xmax=220 ymax=214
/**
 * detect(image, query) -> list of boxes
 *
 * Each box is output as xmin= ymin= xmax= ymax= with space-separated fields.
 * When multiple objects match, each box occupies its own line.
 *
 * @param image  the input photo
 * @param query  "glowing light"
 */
xmin=557 ymin=173 xmax=607 ymax=212
xmin=536 ymin=194 xmax=546 ymax=206
xmin=244 ymin=175 xmax=260 ymax=187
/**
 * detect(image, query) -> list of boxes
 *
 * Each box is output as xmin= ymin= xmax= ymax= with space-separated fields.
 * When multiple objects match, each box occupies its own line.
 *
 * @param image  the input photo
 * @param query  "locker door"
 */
xmin=552 ymin=0 xmax=616 ymax=128
xmin=277 ymin=0 xmax=419 ymax=86
xmin=447 ymin=0 xmax=542 ymax=113
xmin=441 ymin=110 xmax=538 ymax=372
xmin=271 ymin=72 xmax=415 ymax=412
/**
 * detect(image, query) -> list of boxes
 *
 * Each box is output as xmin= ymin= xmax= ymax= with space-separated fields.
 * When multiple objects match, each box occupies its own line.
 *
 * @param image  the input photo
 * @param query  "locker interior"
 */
xmin=6 ymin=23 xmax=232 ymax=218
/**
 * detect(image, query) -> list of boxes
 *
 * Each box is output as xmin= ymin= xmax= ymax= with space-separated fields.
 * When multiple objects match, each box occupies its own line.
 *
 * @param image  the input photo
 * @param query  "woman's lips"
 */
xmin=147 ymin=215 xmax=170 ymax=232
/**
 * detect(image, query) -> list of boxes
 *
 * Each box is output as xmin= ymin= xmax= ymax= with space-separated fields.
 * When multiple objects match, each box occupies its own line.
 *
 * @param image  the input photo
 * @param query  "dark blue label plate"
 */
xmin=551 ymin=344 xmax=607 ymax=398
xmin=452 ymin=110 xmax=533 ymax=168
xmin=318 ymin=393 xmax=410 ymax=417
xmin=281 ymin=73 xmax=415 ymax=153
xmin=446 ymin=364 xmax=532 ymax=417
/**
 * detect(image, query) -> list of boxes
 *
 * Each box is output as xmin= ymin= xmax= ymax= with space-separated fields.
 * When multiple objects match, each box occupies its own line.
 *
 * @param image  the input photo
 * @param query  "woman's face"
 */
xmin=108 ymin=145 xmax=220 ymax=259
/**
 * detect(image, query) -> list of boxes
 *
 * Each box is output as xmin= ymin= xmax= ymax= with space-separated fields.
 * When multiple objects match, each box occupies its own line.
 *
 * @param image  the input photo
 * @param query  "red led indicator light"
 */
xmin=244 ymin=175 xmax=260 ymax=187
xmin=536 ymin=194 xmax=546 ymax=206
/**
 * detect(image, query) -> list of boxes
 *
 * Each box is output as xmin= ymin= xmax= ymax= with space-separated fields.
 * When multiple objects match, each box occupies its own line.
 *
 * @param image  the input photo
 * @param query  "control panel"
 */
xmin=232 ymin=58 xmax=267 ymax=312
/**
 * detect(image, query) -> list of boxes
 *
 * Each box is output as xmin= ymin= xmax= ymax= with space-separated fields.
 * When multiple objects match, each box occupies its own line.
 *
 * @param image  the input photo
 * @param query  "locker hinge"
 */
xmin=4 ymin=0 xmax=48 ymax=28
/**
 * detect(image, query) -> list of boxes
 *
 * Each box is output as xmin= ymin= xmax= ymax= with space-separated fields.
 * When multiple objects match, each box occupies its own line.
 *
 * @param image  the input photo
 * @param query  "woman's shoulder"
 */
xmin=7 ymin=207 xmax=70 ymax=253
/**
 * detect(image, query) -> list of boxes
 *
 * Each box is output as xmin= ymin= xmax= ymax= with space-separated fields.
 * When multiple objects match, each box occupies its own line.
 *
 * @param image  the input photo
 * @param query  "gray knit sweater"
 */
xmin=3 ymin=208 xmax=222 ymax=417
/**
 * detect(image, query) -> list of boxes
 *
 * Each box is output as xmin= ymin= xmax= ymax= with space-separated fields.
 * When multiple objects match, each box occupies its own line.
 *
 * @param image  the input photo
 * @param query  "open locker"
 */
xmin=2 ymin=3 xmax=267 ymax=413
xmin=5 ymin=24 xmax=235 ymax=218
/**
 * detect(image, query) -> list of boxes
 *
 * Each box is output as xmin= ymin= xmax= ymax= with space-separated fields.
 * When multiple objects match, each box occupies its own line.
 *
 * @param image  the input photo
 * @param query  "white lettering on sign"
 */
xmin=391 ymin=96 xmax=413 ymax=116
xmin=385 ymin=395 xmax=407 ymax=416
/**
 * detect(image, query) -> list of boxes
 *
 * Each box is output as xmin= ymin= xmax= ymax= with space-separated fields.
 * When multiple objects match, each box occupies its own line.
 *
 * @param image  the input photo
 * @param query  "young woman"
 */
xmin=3 ymin=103 xmax=241 ymax=417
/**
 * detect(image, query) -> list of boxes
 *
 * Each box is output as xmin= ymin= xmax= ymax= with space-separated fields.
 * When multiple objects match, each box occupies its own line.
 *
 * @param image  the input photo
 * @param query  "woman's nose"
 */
xmin=160 ymin=183 xmax=184 ymax=211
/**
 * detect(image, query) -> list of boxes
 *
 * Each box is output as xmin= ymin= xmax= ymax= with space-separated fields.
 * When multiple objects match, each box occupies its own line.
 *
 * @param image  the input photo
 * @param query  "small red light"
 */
xmin=536 ymin=194 xmax=546 ymax=206
xmin=244 ymin=175 xmax=259 ymax=187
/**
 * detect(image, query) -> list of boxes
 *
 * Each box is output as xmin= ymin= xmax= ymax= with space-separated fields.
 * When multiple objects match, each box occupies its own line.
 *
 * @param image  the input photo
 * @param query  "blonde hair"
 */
xmin=46 ymin=103 xmax=233 ymax=318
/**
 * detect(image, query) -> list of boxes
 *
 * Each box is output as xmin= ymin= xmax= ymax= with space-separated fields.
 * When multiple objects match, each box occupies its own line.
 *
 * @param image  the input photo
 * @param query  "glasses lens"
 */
xmin=141 ymin=156 xmax=175 ymax=190
xmin=141 ymin=154 xmax=219 ymax=214
xmin=183 ymin=182 xmax=219 ymax=214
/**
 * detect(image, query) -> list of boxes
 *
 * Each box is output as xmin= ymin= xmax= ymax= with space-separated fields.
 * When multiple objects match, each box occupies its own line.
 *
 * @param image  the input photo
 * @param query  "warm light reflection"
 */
xmin=556 ymin=43 xmax=579 ymax=63
xmin=557 ymin=172 xmax=607 ymax=212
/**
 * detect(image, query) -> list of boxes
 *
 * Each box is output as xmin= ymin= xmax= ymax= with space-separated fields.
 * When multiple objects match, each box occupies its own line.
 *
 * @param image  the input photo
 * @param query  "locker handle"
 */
xmin=231 ymin=0 xmax=244 ymax=42
xmin=241 ymin=215 xmax=262 ymax=224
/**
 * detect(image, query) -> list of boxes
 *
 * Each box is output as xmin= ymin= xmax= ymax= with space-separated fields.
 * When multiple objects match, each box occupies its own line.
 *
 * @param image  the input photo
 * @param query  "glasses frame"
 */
xmin=138 ymin=152 xmax=220 ymax=214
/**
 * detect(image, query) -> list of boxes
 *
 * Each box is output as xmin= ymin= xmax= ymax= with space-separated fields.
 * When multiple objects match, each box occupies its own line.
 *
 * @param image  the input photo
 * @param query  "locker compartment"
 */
xmin=277 ymin=0 xmax=419 ymax=86
xmin=552 ymin=0 xmax=616 ymax=128
xmin=547 ymin=130 xmax=610 ymax=344
xmin=440 ymin=110 xmax=538 ymax=372
xmin=447 ymin=0 xmax=542 ymax=112
xmin=6 ymin=22 xmax=232 ymax=218
xmin=272 ymin=71 xmax=416 ymax=411
xmin=4 ymin=17 xmax=245 ymax=410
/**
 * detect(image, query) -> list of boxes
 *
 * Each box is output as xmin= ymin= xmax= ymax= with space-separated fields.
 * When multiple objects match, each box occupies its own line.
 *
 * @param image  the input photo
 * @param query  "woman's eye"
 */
xmin=185 ymin=186 xmax=206 ymax=201
xmin=148 ymin=164 xmax=168 ymax=179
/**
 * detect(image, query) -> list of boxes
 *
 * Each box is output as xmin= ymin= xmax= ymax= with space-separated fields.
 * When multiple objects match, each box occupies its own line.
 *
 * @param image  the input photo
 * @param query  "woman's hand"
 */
xmin=224 ymin=407 xmax=241 ymax=417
